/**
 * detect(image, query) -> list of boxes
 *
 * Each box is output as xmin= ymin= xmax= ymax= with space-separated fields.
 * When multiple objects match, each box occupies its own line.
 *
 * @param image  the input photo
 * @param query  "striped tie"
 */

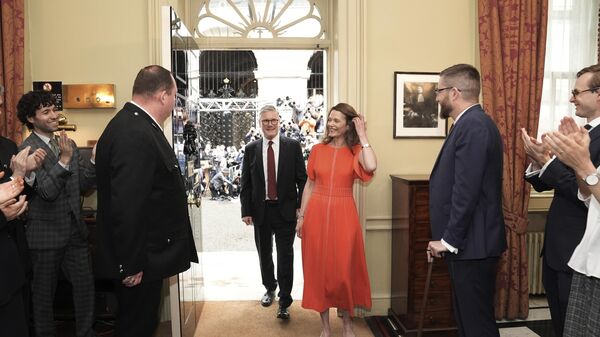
xmin=49 ymin=137 xmax=60 ymax=156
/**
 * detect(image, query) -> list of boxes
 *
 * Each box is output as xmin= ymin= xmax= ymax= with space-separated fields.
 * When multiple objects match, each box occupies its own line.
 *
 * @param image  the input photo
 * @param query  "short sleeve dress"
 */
xmin=301 ymin=143 xmax=373 ymax=314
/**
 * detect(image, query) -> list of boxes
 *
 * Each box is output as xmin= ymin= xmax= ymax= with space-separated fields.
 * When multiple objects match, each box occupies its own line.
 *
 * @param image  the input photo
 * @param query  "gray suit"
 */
xmin=20 ymin=132 xmax=96 ymax=337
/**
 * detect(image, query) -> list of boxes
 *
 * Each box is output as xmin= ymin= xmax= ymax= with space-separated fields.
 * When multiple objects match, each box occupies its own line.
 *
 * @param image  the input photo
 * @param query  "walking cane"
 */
xmin=416 ymin=256 xmax=434 ymax=337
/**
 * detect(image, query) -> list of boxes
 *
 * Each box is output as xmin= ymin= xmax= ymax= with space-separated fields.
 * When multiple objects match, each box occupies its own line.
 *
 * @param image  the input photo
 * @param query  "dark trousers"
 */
xmin=114 ymin=279 xmax=163 ymax=337
xmin=254 ymin=202 xmax=295 ymax=308
xmin=448 ymin=257 xmax=500 ymax=337
xmin=543 ymin=257 xmax=572 ymax=337
xmin=0 ymin=288 xmax=28 ymax=337
xmin=30 ymin=227 xmax=95 ymax=337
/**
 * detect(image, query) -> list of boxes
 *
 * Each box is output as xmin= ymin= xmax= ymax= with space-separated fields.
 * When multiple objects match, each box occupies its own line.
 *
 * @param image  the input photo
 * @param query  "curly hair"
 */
xmin=17 ymin=90 xmax=56 ymax=130
xmin=321 ymin=103 xmax=360 ymax=149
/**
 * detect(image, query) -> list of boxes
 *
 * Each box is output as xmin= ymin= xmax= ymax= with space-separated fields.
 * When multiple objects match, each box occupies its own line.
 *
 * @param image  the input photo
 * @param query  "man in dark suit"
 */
xmin=17 ymin=90 xmax=97 ymax=337
xmin=94 ymin=65 xmax=198 ymax=337
xmin=0 ymin=172 xmax=28 ymax=337
xmin=240 ymin=105 xmax=307 ymax=319
xmin=427 ymin=64 xmax=507 ymax=337
xmin=0 ymin=139 xmax=45 ymax=337
xmin=0 ymin=84 xmax=46 ymax=337
xmin=521 ymin=64 xmax=600 ymax=336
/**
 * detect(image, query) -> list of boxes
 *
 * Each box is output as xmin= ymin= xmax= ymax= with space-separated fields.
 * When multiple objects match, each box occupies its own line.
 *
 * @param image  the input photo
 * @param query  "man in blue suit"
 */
xmin=427 ymin=64 xmax=507 ymax=337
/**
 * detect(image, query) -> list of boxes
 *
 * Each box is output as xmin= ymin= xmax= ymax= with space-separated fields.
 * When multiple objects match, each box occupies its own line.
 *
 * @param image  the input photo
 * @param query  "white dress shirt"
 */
xmin=571 ymin=165 xmax=600 ymax=278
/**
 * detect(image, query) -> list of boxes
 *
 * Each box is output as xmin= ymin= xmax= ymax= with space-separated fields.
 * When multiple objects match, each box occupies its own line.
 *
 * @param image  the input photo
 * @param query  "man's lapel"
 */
xmin=589 ymin=124 xmax=600 ymax=144
xmin=431 ymin=125 xmax=456 ymax=175
xmin=277 ymin=137 xmax=286 ymax=179
xmin=256 ymin=139 xmax=265 ymax=183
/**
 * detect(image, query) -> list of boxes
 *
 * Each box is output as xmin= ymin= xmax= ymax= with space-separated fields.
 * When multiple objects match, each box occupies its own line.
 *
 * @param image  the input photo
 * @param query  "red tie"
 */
xmin=267 ymin=141 xmax=277 ymax=200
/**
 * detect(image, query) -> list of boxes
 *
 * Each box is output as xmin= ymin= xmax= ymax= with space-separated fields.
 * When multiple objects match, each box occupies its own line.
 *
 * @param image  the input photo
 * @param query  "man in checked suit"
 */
xmin=522 ymin=64 xmax=600 ymax=337
xmin=427 ymin=64 xmax=507 ymax=337
xmin=241 ymin=105 xmax=307 ymax=320
xmin=17 ymin=90 xmax=97 ymax=337
xmin=94 ymin=65 xmax=198 ymax=337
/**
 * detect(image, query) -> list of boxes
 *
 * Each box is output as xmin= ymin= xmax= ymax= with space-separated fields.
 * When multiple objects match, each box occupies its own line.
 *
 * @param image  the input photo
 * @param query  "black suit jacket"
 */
xmin=95 ymin=102 xmax=198 ymax=281
xmin=429 ymin=105 xmax=507 ymax=260
xmin=525 ymin=126 xmax=600 ymax=272
xmin=240 ymin=136 xmax=307 ymax=225
xmin=0 ymin=137 xmax=25 ymax=304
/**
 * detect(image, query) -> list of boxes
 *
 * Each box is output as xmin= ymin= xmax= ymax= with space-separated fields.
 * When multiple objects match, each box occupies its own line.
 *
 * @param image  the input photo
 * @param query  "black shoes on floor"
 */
xmin=260 ymin=291 xmax=275 ymax=307
xmin=276 ymin=306 xmax=290 ymax=320
xmin=260 ymin=291 xmax=291 ymax=319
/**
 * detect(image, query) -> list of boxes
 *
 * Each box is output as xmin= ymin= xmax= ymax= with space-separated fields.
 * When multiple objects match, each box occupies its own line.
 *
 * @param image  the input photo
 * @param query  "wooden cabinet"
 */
xmin=389 ymin=175 xmax=456 ymax=336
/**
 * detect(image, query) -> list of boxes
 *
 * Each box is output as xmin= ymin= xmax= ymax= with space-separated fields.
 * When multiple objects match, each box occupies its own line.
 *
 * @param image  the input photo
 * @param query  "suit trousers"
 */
xmin=114 ymin=278 xmax=163 ymax=337
xmin=30 ymin=222 xmax=95 ymax=337
xmin=543 ymin=257 xmax=572 ymax=337
xmin=448 ymin=257 xmax=500 ymax=337
xmin=0 ymin=288 xmax=27 ymax=337
xmin=254 ymin=202 xmax=295 ymax=308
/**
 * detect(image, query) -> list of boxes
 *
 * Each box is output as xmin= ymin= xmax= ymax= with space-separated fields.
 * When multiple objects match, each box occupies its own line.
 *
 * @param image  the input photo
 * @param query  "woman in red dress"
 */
xmin=296 ymin=103 xmax=377 ymax=337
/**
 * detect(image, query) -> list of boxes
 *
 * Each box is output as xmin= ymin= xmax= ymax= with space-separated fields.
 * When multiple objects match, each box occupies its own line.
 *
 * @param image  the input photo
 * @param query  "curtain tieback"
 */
xmin=502 ymin=207 xmax=528 ymax=234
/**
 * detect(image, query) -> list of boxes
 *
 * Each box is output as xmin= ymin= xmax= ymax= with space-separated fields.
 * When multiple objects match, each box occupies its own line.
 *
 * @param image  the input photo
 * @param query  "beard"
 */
xmin=439 ymin=99 xmax=452 ymax=119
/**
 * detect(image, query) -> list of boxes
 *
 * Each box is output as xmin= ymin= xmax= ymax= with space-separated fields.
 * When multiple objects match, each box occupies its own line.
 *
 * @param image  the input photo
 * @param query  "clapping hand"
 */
xmin=520 ymin=128 xmax=550 ymax=166
xmin=10 ymin=146 xmax=30 ymax=177
xmin=26 ymin=148 xmax=47 ymax=173
xmin=11 ymin=146 xmax=46 ymax=178
xmin=0 ymin=195 xmax=28 ymax=220
xmin=58 ymin=130 xmax=73 ymax=165
xmin=0 ymin=172 xmax=24 ymax=204
xmin=542 ymin=117 xmax=591 ymax=171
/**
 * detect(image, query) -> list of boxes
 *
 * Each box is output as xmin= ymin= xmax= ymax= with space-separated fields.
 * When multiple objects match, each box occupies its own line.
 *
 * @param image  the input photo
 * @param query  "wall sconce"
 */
xmin=57 ymin=113 xmax=76 ymax=131
xmin=63 ymin=84 xmax=115 ymax=109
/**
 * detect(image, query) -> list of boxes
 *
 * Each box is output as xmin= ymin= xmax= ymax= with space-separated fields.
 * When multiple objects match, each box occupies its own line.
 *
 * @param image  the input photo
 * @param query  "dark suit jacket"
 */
xmin=0 ymin=137 xmax=25 ymax=305
xmin=429 ymin=104 xmax=507 ymax=260
xmin=240 ymin=136 xmax=307 ymax=226
xmin=95 ymin=102 xmax=198 ymax=281
xmin=20 ymin=133 xmax=96 ymax=250
xmin=525 ymin=126 xmax=600 ymax=272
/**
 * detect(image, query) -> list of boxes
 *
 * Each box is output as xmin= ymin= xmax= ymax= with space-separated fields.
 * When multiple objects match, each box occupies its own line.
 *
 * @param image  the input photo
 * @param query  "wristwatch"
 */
xmin=584 ymin=173 xmax=599 ymax=186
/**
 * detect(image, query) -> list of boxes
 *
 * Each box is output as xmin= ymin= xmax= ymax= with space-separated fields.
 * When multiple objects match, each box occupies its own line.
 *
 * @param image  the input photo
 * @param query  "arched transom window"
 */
xmin=193 ymin=0 xmax=327 ymax=40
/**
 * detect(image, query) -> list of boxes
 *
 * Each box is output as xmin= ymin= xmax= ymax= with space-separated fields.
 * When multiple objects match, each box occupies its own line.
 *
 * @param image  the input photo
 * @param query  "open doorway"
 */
xmin=174 ymin=48 xmax=326 ymax=302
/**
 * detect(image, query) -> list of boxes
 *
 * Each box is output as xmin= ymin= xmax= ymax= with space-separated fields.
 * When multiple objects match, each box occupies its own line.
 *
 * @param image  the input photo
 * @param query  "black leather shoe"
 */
xmin=277 ymin=306 xmax=290 ymax=320
xmin=260 ymin=291 xmax=275 ymax=307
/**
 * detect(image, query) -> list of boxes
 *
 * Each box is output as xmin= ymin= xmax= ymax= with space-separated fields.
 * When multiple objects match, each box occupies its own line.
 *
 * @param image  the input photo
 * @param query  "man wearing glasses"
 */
xmin=522 ymin=64 xmax=600 ymax=337
xmin=240 ymin=105 xmax=307 ymax=320
xmin=427 ymin=64 xmax=506 ymax=337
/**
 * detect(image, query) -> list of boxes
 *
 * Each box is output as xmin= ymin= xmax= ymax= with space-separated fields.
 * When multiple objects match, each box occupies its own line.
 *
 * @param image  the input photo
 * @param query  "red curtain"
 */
xmin=0 ymin=0 xmax=25 ymax=143
xmin=478 ymin=0 xmax=548 ymax=320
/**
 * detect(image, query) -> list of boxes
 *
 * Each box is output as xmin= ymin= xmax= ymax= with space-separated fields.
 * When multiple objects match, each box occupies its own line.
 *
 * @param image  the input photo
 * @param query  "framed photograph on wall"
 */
xmin=393 ymin=72 xmax=447 ymax=138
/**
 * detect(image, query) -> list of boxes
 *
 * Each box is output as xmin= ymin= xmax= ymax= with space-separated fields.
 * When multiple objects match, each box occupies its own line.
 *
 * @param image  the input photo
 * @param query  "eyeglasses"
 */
xmin=261 ymin=119 xmax=279 ymax=125
xmin=571 ymin=87 xmax=600 ymax=98
xmin=434 ymin=87 xmax=461 ymax=94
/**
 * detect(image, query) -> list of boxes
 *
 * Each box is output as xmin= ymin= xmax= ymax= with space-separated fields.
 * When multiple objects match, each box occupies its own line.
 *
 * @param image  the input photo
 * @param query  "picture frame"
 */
xmin=393 ymin=72 xmax=447 ymax=138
